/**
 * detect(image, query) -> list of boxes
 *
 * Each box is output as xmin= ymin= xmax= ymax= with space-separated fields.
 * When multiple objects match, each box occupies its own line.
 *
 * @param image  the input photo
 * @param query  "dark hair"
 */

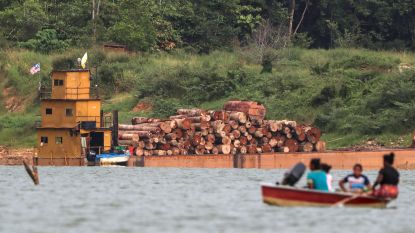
xmin=321 ymin=163 xmax=332 ymax=173
xmin=310 ymin=158 xmax=321 ymax=170
xmin=353 ymin=163 xmax=363 ymax=170
xmin=384 ymin=153 xmax=395 ymax=165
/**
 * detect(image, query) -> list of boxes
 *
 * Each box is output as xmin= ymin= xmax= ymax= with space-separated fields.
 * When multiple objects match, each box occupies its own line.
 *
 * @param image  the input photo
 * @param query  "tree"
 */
xmin=19 ymin=29 xmax=69 ymax=53
xmin=252 ymin=20 xmax=289 ymax=63
xmin=0 ymin=0 xmax=47 ymax=41
xmin=288 ymin=0 xmax=310 ymax=40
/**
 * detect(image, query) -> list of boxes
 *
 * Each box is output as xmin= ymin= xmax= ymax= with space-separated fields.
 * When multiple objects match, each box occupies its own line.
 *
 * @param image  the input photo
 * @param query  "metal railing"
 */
xmin=39 ymin=86 xmax=99 ymax=100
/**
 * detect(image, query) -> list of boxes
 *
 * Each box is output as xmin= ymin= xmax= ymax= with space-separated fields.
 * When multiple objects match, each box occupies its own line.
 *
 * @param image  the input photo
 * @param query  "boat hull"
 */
xmin=99 ymin=156 xmax=129 ymax=165
xmin=261 ymin=183 xmax=390 ymax=208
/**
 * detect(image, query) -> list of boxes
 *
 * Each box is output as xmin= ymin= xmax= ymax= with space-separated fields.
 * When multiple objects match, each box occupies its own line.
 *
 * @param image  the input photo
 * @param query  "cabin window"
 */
xmin=66 ymin=108 xmax=73 ymax=116
xmin=54 ymin=79 xmax=64 ymax=86
xmin=55 ymin=137 xmax=63 ymax=144
xmin=40 ymin=136 xmax=48 ymax=144
xmin=45 ymin=108 xmax=52 ymax=115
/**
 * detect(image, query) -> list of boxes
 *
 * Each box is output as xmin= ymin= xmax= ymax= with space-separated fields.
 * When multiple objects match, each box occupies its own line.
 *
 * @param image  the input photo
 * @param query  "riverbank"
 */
xmin=1 ymin=48 xmax=415 ymax=149
xmin=0 ymin=146 xmax=34 ymax=166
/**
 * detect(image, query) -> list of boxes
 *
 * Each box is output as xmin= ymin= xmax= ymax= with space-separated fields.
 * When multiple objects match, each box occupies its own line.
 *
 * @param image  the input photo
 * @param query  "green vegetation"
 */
xmin=1 ymin=1 xmax=415 ymax=52
xmin=1 ymin=0 xmax=415 ymax=148
xmin=1 ymin=47 xmax=414 ymax=148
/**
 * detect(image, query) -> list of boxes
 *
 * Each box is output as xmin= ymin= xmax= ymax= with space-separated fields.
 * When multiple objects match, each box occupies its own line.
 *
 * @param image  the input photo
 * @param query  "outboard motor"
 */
xmin=280 ymin=162 xmax=306 ymax=186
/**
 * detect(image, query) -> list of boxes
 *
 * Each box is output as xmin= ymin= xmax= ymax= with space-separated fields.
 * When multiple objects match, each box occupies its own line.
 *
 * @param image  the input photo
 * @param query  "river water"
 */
xmin=0 ymin=167 xmax=414 ymax=233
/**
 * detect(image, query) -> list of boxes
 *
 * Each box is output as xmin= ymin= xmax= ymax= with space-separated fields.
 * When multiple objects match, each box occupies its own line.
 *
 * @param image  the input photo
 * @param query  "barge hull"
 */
xmin=135 ymin=149 xmax=415 ymax=170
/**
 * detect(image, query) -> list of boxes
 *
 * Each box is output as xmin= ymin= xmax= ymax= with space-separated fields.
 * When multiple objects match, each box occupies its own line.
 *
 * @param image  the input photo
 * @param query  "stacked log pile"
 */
xmin=118 ymin=102 xmax=324 ymax=156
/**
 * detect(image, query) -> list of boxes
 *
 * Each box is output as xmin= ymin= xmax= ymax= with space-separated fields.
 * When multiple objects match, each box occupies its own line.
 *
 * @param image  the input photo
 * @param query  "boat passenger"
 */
xmin=321 ymin=163 xmax=334 ymax=192
xmin=307 ymin=158 xmax=329 ymax=191
xmin=339 ymin=164 xmax=371 ymax=193
xmin=372 ymin=153 xmax=399 ymax=198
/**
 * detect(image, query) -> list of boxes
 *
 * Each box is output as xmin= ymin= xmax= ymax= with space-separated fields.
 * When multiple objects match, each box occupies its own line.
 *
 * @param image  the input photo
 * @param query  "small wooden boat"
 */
xmin=95 ymin=153 xmax=130 ymax=166
xmin=261 ymin=183 xmax=392 ymax=208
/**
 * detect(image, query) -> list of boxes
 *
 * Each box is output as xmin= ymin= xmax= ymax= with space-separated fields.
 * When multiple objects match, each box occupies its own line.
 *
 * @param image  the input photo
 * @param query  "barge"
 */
xmin=33 ymin=69 xmax=415 ymax=169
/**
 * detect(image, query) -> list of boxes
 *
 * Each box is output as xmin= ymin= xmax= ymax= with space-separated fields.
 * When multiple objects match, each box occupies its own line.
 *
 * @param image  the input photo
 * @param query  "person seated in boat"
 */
xmin=372 ymin=153 xmax=399 ymax=199
xmin=321 ymin=163 xmax=334 ymax=192
xmin=307 ymin=158 xmax=329 ymax=191
xmin=339 ymin=164 xmax=371 ymax=193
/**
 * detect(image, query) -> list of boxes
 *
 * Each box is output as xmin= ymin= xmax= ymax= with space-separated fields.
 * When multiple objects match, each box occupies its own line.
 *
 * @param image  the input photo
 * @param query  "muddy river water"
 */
xmin=0 ymin=167 xmax=414 ymax=233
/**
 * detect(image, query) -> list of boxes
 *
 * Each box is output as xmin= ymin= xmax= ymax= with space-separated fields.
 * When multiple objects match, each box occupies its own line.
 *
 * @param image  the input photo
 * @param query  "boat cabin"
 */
xmin=36 ymin=69 xmax=114 ymax=165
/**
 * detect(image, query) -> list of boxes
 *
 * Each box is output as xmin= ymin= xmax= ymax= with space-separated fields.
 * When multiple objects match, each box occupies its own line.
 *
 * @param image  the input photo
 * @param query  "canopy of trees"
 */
xmin=0 ymin=0 xmax=414 ymax=53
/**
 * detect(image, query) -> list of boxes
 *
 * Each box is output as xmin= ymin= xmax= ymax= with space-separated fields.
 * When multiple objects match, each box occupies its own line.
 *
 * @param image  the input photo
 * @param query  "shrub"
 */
xmin=19 ymin=29 xmax=69 ymax=54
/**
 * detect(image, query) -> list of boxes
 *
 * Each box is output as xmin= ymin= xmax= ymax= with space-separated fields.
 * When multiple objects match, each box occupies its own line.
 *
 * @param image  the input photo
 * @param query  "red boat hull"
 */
xmin=261 ymin=183 xmax=391 ymax=208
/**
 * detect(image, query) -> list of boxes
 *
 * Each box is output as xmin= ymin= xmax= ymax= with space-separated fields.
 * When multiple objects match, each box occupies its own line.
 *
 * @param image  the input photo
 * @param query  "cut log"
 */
xmin=211 ymin=146 xmax=219 ymax=154
xmin=118 ymin=140 xmax=138 ymax=146
xmin=118 ymin=133 xmax=140 ymax=141
xmin=172 ymin=148 xmax=180 ymax=155
xmin=254 ymin=129 xmax=264 ymax=138
xmin=261 ymin=137 xmax=269 ymax=144
xmin=297 ymin=132 xmax=306 ymax=142
xmin=201 ymin=128 xmax=209 ymax=136
xmin=285 ymin=139 xmax=299 ymax=152
xmin=223 ymin=124 xmax=231 ymax=134
xmin=248 ymin=126 xmax=257 ymax=134
xmin=222 ymin=136 xmax=231 ymax=145
xmin=233 ymin=140 xmax=241 ymax=148
xmin=175 ymin=118 xmax=192 ymax=130
xmin=159 ymin=143 xmax=171 ymax=150
xmin=247 ymin=145 xmax=257 ymax=154
xmin=245 ymin=121 xmax=252 ymax=128
xmin=300 ymin=142 xmax=314 ymax=152
xmin=274 ymin=135 xmax=286 ymax=147
xmin=306 ymin=131 xmax=317 ymax=144
xmin=145 ymin=142 xmax=155 ymax=150
xmin=211 ymin=110 xmax=229 ymax=121
xmin=238 ymin=125 xmax=247 ymax=134
xmin=205 ymin=141 xmax=214 ymax=150
xmin=135 ymin=148 xmax=144 ymax=156
xmin=229 ymin=120 xmax=239 ymax=129
xmin=173 ymin=128 xmax=183 ymax=138
xmin=165 ymin=133 xmax=177 ymax=140
xmin=239 ymin=136 xmax=248 ymax=145
xmin=246 ymin=134 xmax=253 ymax=141
xmin=119 ymin=130 xmax=152 ymax=138
xmin=159 ymin=121 xmax=172 ymax=133
xmin=119 ymin=124 xmax=161 ymax=132
xmin=267 ymin=120 xmax=282 ymax=132
xmin=206 ymin=134 xmax=216 ymax=143
xmin=229 ymin=111 xmax=247 ymax=123
xmin=239 ymin=146 xmax=247 ymax=154
xmin=131 ymin=117 xmax=161 ymax=125
xmin=154 ymin=150 xmax=167 ymax=156
xmin=316 ymin=141 xmax=326 ymax=152
xmin=232 ymin=130 xmax=241 ymax=139
xmin=215 ymin=130 xmax=227 ymax=138
xmin=223 ymin=101 xmax=266 ymax=121
xmin=212 ymin=120 xmax=225 ymax=132
xmin=138 ymin=141 xmax=146 ymax=149
xmin=310 ymin=127 xmax=322 ymax=141
xmin=261 ymin=144 xmax=272 ymax=153
xmin=143 ymin=150 xmax=153 ymax=156
xmin=269 ymin=138 xmax=278 ymax=147
xmin=219 ymin=144 xmax=231 ymax=154
xmin=177 ymin=108 xmax=206 ymax=117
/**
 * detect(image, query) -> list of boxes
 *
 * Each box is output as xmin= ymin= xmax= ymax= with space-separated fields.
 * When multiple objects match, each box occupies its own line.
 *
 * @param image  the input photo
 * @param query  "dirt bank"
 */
xmin=0 ymin=146 xmax=34 ymax=165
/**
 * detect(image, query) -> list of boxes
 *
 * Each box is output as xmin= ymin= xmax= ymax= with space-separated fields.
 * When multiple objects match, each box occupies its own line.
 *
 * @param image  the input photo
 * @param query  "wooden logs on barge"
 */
xmin=118 ymin=102 xmax=324 ymax=156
